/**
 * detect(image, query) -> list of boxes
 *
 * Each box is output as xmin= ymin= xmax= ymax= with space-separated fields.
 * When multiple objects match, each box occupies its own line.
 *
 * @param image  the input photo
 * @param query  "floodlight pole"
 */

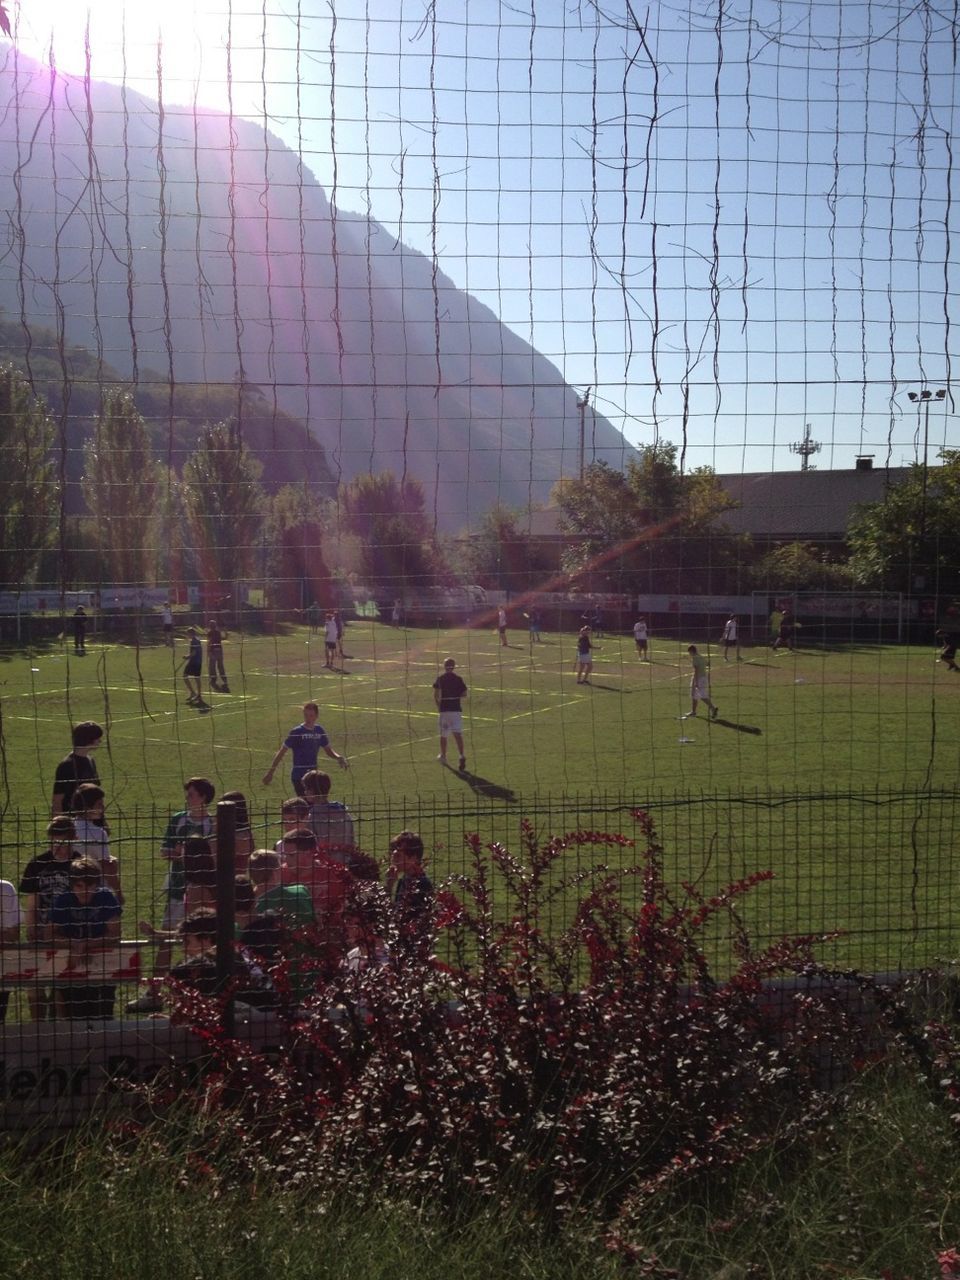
xmin=906 ymin=387 xmax=947 ymax=541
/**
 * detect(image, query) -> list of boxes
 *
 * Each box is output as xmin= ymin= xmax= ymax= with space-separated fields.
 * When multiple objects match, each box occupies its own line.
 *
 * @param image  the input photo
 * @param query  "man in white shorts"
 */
xmin=684 ymin=645 xmax=719 ymax=720
xmin=432 ymin=656 xmax=468 ymax=771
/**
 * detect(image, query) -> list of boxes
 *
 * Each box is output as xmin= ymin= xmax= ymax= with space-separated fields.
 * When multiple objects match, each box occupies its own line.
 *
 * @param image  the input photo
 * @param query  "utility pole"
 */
xmin=576 ymin=387 xmax=591 ymax=479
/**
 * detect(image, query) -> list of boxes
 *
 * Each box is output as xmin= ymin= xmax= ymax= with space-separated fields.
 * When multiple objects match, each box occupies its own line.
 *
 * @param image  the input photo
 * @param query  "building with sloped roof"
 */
xmin=715 ymin=460 xmax=916 ymax=550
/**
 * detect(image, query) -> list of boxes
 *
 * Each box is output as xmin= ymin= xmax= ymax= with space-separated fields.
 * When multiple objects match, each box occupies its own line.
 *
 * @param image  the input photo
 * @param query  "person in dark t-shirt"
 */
xmin=20 ymin=815 xmax=79 ymax=1020
xmin=51 ymin=721 xmax=103 ymax=815
xmin=432 ymin=656 xmax=468 ymax=771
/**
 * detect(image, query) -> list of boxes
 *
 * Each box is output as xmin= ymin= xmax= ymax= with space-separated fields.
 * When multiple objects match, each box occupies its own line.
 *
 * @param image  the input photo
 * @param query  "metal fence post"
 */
xmin=216 ymin=799 xmax=237 ymax=1036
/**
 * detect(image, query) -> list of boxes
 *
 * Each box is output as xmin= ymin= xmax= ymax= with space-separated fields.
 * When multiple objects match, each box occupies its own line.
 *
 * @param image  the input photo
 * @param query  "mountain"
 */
xmin=0 ymin=48 xmax=634 ymax=530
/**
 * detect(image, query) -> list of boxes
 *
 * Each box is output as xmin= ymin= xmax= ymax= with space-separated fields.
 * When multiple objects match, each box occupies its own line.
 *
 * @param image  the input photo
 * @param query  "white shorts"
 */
xmin=439 ymin=711 xmax=463 ymax=736
xmin=162 ymin=896 xmax=186 ymax=931
xmin=691 ymin=677 xmax=710 ymax=700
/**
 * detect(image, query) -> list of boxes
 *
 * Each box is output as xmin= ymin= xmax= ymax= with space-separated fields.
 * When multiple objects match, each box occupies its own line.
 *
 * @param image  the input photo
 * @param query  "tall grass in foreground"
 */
xmin=0 ymin=1068 xmax=957 ymax=1279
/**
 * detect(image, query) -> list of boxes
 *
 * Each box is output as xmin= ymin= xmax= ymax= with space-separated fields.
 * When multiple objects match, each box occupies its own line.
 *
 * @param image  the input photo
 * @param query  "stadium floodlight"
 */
xmin=906 ymin=386 xmax=949 ymax=539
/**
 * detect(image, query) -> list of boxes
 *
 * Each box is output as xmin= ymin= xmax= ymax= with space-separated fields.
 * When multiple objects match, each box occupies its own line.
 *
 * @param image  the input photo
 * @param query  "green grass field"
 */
xmin=3 ymin=619 xmax=959 ymax=970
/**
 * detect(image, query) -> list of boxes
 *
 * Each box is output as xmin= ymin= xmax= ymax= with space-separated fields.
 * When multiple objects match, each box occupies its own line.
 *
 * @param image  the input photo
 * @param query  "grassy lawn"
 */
xmin=1 ymin=619 xmax=958 ymax=970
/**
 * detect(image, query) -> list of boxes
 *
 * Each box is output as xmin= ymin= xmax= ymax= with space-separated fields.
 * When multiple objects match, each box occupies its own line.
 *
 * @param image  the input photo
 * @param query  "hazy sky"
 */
xmin=8 ymin=0 xmax=960 ymax=474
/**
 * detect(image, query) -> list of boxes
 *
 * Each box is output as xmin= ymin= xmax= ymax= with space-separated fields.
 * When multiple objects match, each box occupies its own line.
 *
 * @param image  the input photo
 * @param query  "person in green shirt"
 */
xmin=248 ymin=850 xmax=317 ymax=1004
xmin=684 ymin=645 xmax=719 ymax=721
xmin=249 ymin=850 xmax=316 ymax=926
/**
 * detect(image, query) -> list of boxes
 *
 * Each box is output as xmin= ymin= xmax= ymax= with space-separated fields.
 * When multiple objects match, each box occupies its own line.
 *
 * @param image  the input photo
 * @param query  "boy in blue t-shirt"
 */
xmin=50 ymin=857 xmax=122 ymax=1020
xmin=262 ymin=701 xmax=349 ymax=795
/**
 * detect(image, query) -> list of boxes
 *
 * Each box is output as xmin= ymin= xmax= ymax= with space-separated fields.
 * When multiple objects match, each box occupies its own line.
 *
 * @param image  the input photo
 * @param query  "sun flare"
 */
xmin=7 ymin=0 xmax=231 ymax=102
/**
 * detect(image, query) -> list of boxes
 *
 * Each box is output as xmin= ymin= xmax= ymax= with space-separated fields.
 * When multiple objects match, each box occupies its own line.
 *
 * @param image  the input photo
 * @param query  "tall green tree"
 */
xmin=553 ymin=448 xmax=740 ymax=593
xmin=338 ymin=471 xmax=444 ymax=594
xmin=553 ymin=461 xmax=639 ymax=589
xmin=82 ymin=390 xmax=162 ymax=584
xmin=454 ymin=504 xmax=559 ymax=592
xmin=0 ymin=364 xmax=58 ymax=588
xmin=751 ymin=541 xmax=851 ymax=592
xmin=267 ymin=482 xmax=333 ymax=607
xmin=181 ymin=422 xmax=265 ymax=587
xmin=847 ymin=454 xmax=960 ymax=595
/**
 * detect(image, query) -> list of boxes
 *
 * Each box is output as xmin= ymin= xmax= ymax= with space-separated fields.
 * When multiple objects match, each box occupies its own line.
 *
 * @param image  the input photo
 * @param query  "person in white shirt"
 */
xmin=633 ymin=617 xmax=649 ymax=660
xmin=721 ymin=614 xmax=741 ymax=662
xmin=324 ymin=612 xmax=339 ymax=669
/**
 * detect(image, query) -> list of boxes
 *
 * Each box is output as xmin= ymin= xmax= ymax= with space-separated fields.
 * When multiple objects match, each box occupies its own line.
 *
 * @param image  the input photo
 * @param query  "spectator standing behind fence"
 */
xmin=155 ymin=778 xmax=215 ymax=970
xmin=249 ymin=850 xmax=316 ymax=1004
xmin=51 ymin=721 xmax=104 ymax=816
xmin=497 ymin=606 xmax=508 ymax=647
xmin=385 ymin=830 xmax=434 ymax=939
xmin=249 ymin=850 xmax=316 ymax=929
xmin=124 ymin=778 xmax=216 ymax=1013
xmin=221 ymin=790 xmax=255 ymax=863
xmin=301 ymin=770 xmax=355 ymax=861
xmin=274 ymin=796 xmax=310 ymax=851
xmin=50 ymin=857 xmax=121 ymax=1021
xmin=206 ymin=619 xmax=229 ymax=692
xmin=281 ymin=826 xmax=350 ymax=962
xmin=20 ymin=816 xmax=78 ymax=1021
xmin=433 ymin=657 xmax=468 ymax=771
xmin=70 ymin=783 xmax=122 ymax=903
xmin=262 ymin=701 xmax=349 ymax=795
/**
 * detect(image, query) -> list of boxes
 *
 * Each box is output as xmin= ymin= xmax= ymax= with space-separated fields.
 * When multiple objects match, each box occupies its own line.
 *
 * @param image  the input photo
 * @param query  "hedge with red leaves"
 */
xmin=156 ymin=810 xmax=863 ymax=1217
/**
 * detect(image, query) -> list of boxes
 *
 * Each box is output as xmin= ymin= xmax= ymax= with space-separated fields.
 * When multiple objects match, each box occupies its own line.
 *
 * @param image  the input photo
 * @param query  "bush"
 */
xmin=149 ymin=809 xmax=870 ymax=1225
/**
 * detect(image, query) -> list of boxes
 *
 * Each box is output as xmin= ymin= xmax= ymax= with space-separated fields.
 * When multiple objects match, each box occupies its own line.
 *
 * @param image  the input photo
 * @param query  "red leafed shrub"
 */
xmin=161 ymin=812 xmax=862 ymax=1214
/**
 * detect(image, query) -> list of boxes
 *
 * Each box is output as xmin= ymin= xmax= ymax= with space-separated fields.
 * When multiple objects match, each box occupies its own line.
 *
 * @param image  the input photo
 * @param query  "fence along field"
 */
xmin=0 ymin=616 xmax=956 ymax=984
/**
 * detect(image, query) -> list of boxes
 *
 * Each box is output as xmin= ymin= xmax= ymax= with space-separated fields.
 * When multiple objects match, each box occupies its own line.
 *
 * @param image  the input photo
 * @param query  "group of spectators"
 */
xmin=0 ymin=713 xmax=434 ymax=1024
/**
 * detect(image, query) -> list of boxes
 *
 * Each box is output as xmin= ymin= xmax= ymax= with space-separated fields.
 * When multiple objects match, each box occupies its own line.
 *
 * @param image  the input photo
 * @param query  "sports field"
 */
xmin=3 ymin=619 xmax=958 ymax=970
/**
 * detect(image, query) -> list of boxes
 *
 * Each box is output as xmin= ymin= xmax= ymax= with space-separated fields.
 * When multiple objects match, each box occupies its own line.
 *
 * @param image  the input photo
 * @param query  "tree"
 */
xmin=751 ymin=541 xmax=851 ymax=592
xmin=847 ymin=454 xmax=960 ymax=595
xmin=553 ymin=448 xmax=741 ymax=593
xmin=553 ymin=461 xmax=640 ymax=590
xmin=338 ymin=471 xmax=444 ymax=595
xmin=180 ymin=422 xmax=265 ymax=589
xmin=267 ymin=482 xmax=333 ymax=608
xmin=82 ymin=390 xmax=162 ymax=584
xmin=0 ymin=364 xmax=58 ymax=588
xmin=454 ymin=504 xmax=559 ymax=592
